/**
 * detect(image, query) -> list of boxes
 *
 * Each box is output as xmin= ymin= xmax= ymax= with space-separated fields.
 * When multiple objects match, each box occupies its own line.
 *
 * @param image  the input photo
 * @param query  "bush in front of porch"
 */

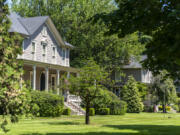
xmin=30 ymin=91 xmax=64 ymax=117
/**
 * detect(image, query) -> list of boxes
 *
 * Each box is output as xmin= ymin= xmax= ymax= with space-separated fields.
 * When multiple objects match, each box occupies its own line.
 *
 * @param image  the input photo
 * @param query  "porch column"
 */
xmin=45 ymin=67 xmax=49 ymax=92
xmin=66 ymin=72 xmax=70 ymax=102
xmin=56 ymin=69 xmax=60 ymax=95
xmin=33 ymin=65 xmax=36 ymax=90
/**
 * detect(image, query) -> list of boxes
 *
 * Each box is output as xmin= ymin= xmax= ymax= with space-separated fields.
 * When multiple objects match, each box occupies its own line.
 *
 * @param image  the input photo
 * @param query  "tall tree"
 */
xmin=0 ymin=0 xmax=30 ymax=132
xmin=12 ymin=0 xmax=144 ymax=76
xmin=94 ymin=0 xmax=180 ymax=80
xmin=150 ymin=71 xmax=177 ymax=113
xmin=68 ymin=59 xmax=108 ymax=124
xmin=121 ymin=76 xmax=144 ymax=113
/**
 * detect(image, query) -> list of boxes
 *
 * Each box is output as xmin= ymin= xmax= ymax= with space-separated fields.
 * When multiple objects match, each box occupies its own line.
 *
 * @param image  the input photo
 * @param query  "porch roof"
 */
xmin=21 ymin=59 xmax=79 ymax=73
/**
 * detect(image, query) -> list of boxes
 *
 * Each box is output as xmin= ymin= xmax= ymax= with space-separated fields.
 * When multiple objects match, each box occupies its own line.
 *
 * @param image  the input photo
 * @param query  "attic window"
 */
xmin=42 ymin=26 xmax=47 ymax=36
xmin=52 ymin=46 xmax=56 ymax=58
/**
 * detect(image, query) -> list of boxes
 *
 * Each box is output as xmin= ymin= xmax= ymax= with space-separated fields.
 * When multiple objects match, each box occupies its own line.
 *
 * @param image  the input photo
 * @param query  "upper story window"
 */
xmin=41 ymin=42 xmax=47 ymax=56
xmin=66 ymin=48 xmax=69 ymax=59
xmin=32 ymin=42 xmax=36 ymax=54
xmin=62 ymin=48 xmax=65 ymax=61
xmin=52 ymin=46 xmax=56 ymax=58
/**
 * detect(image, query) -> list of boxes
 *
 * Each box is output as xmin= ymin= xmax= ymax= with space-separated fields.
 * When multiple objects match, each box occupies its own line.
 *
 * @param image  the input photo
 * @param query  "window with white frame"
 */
xmin=52 ymin=46 xmax=56 ymax=58
xmin=41 ymin=42 xmax=47 ymax=62
xmin=32 ymin=42 xmax=36 ymax=53
xmin=42 ymin=26 xmax=47 ymax=36
xmin=62 ymin=48 xmax=65 ymax=61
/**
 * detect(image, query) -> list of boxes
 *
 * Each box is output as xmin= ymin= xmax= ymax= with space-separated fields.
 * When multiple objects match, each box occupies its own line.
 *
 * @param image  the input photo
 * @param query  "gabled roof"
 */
xmin=8 ymin=12 xmax=73 ymax=48
xmin=8 ymin=12 xmax=29 ymax=35
xmin=19 ymin=16 xmax=49 ymax=35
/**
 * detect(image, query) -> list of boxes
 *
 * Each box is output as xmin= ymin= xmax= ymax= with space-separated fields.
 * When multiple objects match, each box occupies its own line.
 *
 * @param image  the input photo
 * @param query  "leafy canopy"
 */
xmin=94 ymin=0 xmax=180 ymax=80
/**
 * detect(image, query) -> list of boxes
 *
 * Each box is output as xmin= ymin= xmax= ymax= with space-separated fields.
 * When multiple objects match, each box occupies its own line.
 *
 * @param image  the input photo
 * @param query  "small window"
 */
xmin=32 ymin=42 xmax=35 ymax=53
xmin=66 ymin=48 xmax=69 ymax=59
xmin=42 ymin=26 xmax=47 ymax=36
xmin=41 ymin=42 xmax=47 ymax=56
xmin=62 ymin=49 xmax=65 ymax=60
xmin=52 ymin=46 xmax=56 ymax=57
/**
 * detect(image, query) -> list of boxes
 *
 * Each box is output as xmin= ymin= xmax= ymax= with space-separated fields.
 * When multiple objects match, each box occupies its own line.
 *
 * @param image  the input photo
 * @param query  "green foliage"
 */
xmin=30 ymin=91 xmax=64 ymax=117
xmin=136 ymin=82 xmax=149 ymax=101
xmin=96 ymin=108 xmax=110 ymax=115
xmin=94 ymin=0 xmax=180 ymax=80
xmin=91 ymin=89 xmax=127 ymax=115
xmin=12 ymin=0 xmax=144 ymax=84
xmin=110 ymin=100 xmax=127 ymax=115
xmin=150 ymin=71 xmax=177 ymax=113
xmin=89 ymin=108 xmax=95 ymax=116
xmin=31 ymin=103 xmax=40 ymax=117
xmin=0 ymin=1 xmax=31 ymax=132
xmin=143 ymin=105 xmax=154 ymax=113
xmin=63 ymin=108 xmax=71 ymax=116
xmin=68 ymin=59 xmax=108 ymax=124
xmin=158 ymin=106 xmax=171 ymax=112
xmin=121 ymin=76 xmax=144 ymax=113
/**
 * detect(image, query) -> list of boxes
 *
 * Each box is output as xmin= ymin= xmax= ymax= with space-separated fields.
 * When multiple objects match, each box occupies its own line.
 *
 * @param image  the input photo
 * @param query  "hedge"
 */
xmin=63 ymin=108 xmax=71 ymax=115
xmin=110 ymin=100 xmax=127 ymax=115
xmin=30 ymin=91 xmax=64 ymax=117
xmin=96 ymin=108 xmax=110 ymax=115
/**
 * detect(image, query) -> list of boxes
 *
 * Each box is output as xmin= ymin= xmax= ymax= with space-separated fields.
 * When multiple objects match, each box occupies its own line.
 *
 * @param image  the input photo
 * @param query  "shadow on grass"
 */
xmin=20 ymin=125 xmax=180 ymax=135
xmin=47 ymin=121 xmax=81 ymax=125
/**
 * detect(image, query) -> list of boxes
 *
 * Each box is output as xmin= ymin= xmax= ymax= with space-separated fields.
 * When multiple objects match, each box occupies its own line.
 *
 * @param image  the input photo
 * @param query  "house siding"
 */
xmin=21 ymin=24 xmax=70 ymax=67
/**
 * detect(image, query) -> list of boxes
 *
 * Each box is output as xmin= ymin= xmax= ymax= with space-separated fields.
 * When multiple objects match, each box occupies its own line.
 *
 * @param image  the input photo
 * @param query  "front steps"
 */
xmin=64 ymin=101 xmax=85 ymax=115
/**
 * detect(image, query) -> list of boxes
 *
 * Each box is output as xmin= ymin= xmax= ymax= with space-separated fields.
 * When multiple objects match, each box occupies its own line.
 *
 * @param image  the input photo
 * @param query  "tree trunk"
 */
xmin=162 ymin=104 xmax=166 ymax=113
xmin=85 ymin=102 xmax=90 ymax=125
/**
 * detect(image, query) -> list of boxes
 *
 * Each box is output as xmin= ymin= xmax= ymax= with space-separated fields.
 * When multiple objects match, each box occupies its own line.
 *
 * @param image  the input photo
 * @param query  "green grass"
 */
xmin=3 ymin=113 xmax=180 ymax=135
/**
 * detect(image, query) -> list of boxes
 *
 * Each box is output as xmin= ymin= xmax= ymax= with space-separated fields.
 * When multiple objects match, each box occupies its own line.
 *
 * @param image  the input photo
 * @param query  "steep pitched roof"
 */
xmin=19 ymin=16 xmax=48 ymax=35
xmin=8 ymin=12 xmax=29 ymax=35
xmin=8 ymin=12 xmax=73 ymax=48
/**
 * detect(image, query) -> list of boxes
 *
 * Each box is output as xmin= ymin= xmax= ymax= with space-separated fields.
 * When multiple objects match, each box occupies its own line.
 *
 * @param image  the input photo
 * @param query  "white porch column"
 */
xmin=56 ymin=69 xmax=60 ymax=95
xmin=66 ymin=72 xmax=70 ymax=102
xmin=45 ymin=67 xmax=49 ymax=92
xmin=33 ymin=65 xmax=36 ymax=90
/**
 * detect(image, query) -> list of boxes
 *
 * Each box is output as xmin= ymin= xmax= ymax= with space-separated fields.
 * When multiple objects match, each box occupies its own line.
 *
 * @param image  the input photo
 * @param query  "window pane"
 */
xmin=32 ymin=42 xmax=35 ymax=52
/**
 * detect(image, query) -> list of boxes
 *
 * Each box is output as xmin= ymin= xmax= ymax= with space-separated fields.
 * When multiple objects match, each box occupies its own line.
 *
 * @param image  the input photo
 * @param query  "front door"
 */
xmin=40 ymin=73 xmax=45 ymax=91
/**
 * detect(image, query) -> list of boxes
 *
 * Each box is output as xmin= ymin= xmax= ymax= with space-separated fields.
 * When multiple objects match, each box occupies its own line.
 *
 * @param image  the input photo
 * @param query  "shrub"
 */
xmin=96 ymin=108 xmax=110 ymax=115
xmin=91 ymin=89 xmax=127 ymax=115
xmin=121 ymin=76 xmax=144 ymax=113
xmin=158 ymin=105 xmax=171 ymax=112
xmin=63 ymin=108 xmax=71 ymax=115
xmin=110 ymin=100 xmax=127 ymax=115
xmin=143 ymin=105 xmax=154 ymax=112
xmin=89 ymin=108 xmax=95 ymax=116
xmin=172 ymin=105 xmax=179 ymax=112
xmin=30 ymin=91 xmax=64 ymax=117
xmin=31 ymin=103 xmax=40 ymax=117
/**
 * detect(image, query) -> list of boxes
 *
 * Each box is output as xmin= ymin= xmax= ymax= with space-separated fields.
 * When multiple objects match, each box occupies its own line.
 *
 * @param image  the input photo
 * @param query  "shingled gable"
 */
xmin=9 ymin=12 xmax=73 ymax=49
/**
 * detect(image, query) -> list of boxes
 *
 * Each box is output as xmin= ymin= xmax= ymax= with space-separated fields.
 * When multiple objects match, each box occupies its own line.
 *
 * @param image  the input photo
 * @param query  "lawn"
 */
xmin=4 ymin=113 xmax=180 ymax=135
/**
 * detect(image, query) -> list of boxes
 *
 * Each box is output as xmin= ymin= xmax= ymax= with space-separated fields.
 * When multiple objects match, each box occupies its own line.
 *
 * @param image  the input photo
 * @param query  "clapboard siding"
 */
xmin=21 ymin=23 xmax=70 ymax=67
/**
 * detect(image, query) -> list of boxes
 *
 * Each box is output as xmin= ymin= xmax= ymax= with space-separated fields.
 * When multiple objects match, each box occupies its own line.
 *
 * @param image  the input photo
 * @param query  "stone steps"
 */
xmin=64 ymin=101 xmax=85 ymax=115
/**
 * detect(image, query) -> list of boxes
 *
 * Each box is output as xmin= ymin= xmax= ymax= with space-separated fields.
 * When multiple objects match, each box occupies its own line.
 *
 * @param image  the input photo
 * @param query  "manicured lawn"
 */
xmin=4 ymin=113 xmax=180 ymax=135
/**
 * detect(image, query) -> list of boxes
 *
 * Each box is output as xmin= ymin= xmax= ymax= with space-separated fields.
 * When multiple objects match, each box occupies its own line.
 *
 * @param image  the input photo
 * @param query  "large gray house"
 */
xmin=113 ymin=56 xmax=153 ymax=95
xmin=9 ymin=13 xmax=84 ymax=115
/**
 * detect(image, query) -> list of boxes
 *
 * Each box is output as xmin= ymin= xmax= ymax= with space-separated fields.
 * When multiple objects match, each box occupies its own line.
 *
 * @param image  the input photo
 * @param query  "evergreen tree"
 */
xmin=0 ymin=0 xmax=30 ymax=132
xmin=121 ymin=76 xmax=143 ymax=113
